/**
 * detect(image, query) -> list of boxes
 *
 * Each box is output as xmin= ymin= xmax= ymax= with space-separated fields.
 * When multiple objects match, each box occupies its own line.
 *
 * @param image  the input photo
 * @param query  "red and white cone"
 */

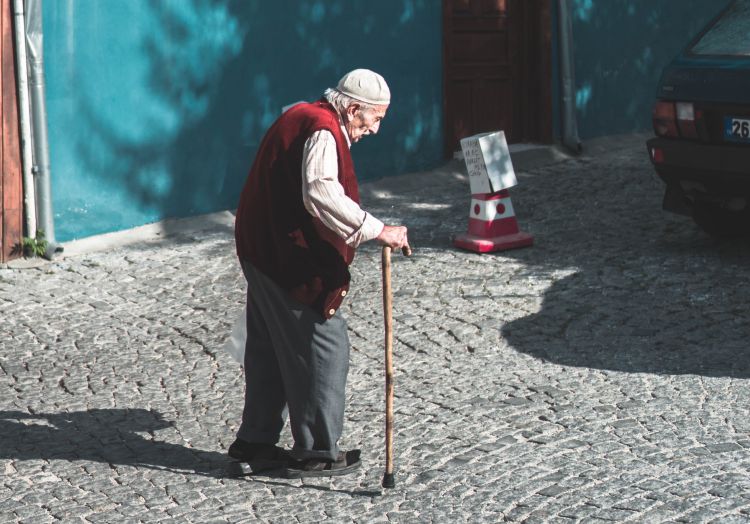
xmin=453 ymin=189 xmax=533 ymax=253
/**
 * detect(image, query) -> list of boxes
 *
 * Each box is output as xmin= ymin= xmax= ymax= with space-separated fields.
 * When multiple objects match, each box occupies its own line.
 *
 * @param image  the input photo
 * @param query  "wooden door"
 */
xmin=443 ymin=0 xmax=553 ymax=156
xmin=1 ymin=0 xmax=22 ymax=262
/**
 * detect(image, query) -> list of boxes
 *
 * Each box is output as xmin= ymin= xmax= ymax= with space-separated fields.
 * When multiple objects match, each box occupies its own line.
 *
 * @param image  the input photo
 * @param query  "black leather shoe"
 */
xmin=227 ymin=439 xmax=290 ymax=475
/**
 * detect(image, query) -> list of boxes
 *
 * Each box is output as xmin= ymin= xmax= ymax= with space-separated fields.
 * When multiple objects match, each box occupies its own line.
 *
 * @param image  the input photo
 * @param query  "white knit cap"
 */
xmin=336 ymin=69 xmax=391 ymax=105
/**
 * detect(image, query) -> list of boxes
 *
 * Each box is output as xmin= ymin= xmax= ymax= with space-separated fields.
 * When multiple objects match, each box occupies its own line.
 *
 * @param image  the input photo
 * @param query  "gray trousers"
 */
xmin=237 ymin=261 xmax=350 ymax=461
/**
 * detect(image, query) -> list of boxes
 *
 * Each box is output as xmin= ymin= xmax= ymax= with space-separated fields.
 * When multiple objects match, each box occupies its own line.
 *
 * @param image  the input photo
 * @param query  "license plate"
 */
xmin=724 ymin=116 xmax=750 ymax=142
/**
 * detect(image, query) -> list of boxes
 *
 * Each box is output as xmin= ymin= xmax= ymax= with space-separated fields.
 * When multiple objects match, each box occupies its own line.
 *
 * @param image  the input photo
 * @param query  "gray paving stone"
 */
xmin=2 ymin=135 xmax=750 ymax=522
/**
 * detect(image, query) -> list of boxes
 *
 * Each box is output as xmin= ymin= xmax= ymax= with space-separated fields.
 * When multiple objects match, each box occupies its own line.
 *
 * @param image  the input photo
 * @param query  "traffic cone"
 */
xmin=453 ymin=189 xmax=533 ymax=253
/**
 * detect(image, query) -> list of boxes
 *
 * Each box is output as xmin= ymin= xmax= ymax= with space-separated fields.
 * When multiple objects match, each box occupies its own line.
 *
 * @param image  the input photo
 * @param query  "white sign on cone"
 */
xmin=460 ymin=131 xmax=517 ymax=195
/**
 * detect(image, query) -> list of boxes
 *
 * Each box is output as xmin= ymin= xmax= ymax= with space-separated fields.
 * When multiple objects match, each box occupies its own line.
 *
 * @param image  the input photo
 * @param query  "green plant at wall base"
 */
xmin=22 ymin=230 xmax=48 ymax=258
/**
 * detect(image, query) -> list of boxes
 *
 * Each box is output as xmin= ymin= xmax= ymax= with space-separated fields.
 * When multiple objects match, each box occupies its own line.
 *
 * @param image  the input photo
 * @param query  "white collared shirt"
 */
xmin=301 ymin=123 xmax=384 ymax=248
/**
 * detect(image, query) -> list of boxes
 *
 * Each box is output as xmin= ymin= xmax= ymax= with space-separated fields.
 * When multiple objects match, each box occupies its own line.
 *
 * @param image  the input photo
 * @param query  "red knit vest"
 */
xmin=235 ymin=101 xmax=359 ymax=319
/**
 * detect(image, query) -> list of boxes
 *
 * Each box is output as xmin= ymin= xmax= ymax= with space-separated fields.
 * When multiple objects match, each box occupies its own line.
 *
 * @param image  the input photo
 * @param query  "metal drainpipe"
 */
xmin=25 ymin=0 xmax=62 ymax=258
xmin=13 ymin=0 xmax=37 ymax=241
xmin=557 ymin=0 xmax=582 ymax=154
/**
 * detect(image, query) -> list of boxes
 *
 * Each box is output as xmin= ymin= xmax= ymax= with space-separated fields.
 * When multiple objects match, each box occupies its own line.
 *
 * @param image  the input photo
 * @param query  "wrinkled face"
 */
xmin=345 ymin=104 xmax=388 ymax=143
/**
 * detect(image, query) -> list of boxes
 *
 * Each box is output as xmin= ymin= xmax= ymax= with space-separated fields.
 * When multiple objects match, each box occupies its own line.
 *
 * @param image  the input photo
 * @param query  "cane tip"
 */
xmin=382 ymin=473 xmax=396 ymax=488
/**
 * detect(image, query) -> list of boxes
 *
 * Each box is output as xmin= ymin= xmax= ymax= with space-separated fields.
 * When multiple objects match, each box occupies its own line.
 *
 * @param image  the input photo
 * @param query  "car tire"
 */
xmin=692 ymin=200 xmax=750 ymax=238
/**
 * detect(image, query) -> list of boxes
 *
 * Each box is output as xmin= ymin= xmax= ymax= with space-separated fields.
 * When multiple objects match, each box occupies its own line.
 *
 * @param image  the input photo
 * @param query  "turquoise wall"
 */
xmin=45 ymin=1 xmax=730 ymax=240
xmin=44 ymin=1 xmax=442 ymax=242
xmin=570 ymin=0 xmax=729 ymax=139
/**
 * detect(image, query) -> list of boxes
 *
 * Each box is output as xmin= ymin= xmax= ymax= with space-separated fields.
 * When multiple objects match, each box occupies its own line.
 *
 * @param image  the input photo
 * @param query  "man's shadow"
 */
xmin=0 ymin=408 xmax=386 ymax=496
xmin=0 ymin=408 xmax=227 ymax=477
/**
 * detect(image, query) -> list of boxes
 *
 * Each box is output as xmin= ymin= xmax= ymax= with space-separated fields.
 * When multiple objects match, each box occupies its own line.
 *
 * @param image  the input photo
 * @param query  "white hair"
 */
xmin=323 ymin=88 xmax=377 ymax=114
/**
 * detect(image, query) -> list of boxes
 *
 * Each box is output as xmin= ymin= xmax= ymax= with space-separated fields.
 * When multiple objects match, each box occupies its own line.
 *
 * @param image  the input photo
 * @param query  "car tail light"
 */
xmin=676 ymin=102 xmax=699 ymax=139
xmin=653 ymin=101 xmax=678 ymax=137
xmin=652 ymin=101 xmax=704 ymax=139
xmin=650 ymin=147 xmax=665 ymax=164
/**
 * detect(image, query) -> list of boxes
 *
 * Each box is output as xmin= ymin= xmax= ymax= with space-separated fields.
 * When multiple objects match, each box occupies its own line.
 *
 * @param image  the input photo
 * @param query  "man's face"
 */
xmin=345 ymin=104 xmax=388 ymax=143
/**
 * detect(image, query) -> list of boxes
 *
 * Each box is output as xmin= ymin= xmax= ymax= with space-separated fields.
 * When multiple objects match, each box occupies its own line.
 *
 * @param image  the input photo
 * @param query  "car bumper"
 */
xmin=646 ymin=137 xmax=750 ymax=194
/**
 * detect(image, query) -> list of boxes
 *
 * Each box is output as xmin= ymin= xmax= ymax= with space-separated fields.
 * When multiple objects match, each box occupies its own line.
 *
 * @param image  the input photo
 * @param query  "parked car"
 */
xmin=647 ymin=0 xmax=750 ymax=236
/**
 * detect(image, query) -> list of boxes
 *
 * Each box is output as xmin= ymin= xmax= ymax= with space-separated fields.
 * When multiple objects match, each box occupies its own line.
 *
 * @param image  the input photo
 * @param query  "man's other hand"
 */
xmin=376 ymin=225 xmax=410 ymax=251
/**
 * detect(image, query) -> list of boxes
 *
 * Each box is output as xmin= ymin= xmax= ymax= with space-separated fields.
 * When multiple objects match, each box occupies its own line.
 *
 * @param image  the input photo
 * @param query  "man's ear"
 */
xmin=345 ymin=103 xmax=360 ymax=121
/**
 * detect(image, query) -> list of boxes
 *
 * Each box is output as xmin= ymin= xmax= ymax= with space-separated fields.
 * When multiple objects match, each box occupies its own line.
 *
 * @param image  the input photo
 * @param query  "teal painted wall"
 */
xmin=45 ymin=1 xmax=729 ymax=240
xmin=569 ymin=0 xmax=729 ymax=139
xmin=45 ymin=1 xmax=442 ymax=242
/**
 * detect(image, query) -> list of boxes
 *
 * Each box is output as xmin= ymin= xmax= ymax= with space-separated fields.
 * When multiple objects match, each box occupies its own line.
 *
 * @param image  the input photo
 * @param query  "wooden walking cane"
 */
xmin=381 ymin=244 xmax=411 ymax=489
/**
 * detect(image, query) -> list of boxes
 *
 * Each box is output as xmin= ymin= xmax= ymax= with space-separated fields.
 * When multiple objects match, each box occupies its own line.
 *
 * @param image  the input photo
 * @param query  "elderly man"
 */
xmin=230 ymin=69 xmax=409 ymax=478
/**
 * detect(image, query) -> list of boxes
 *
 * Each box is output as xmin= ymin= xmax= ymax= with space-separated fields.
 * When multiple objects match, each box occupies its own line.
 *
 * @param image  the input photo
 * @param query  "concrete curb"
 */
xmin=3 ymin=211 xmax=235 ymax=268
xmin=61 ymin=210 xmax=236 ymax=258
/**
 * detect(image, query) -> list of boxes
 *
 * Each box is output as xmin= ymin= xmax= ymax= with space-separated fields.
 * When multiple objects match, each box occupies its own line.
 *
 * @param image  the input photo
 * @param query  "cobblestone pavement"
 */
xmin=2 ymin=133 xmax=750 ymax=523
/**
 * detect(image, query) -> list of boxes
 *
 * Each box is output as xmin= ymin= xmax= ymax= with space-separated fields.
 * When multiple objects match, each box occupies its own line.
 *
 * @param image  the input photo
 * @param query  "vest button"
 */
xmin=340 ymin=290 xmax=347 ymax=297
xmin=328 ymin=308 xmax=336 ymax=316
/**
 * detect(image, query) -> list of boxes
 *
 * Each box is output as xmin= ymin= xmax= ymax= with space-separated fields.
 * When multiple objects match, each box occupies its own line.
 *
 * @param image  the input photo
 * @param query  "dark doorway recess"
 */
xmin=443 ymin=0 xmax=553 ymax=156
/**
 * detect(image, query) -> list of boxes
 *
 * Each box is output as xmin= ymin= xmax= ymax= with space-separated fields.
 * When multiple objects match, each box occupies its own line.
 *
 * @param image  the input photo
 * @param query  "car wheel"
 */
xmin=692 ymin=200 xmax=750 ymax=238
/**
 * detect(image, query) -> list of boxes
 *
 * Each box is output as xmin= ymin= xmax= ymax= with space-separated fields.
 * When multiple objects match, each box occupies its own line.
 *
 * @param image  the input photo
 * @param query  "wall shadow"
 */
xmin=0 ymin=408 xmax=227 ymax=477
xmin=360 ymin=140 xmax=750 ymax=378
xmin=499 ymin=152 xmax=750 ymax=378
xmin=46 ymin=0 xmax=443 ymax=241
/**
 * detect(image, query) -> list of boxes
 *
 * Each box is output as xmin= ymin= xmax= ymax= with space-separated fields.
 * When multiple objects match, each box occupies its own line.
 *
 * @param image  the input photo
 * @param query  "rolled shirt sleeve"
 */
xmin=301 ymin=130 xmax=384 ymax=248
